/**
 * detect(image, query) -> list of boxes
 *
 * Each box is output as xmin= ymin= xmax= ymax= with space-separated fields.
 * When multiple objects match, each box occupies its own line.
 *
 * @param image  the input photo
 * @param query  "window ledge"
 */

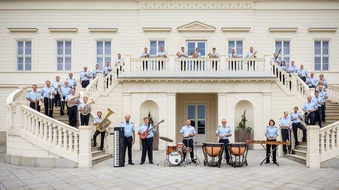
xmin=221 ymin=27 xmax=251 ymax=32
xmin=308 ymin=27 xmax=337 ymax=32
xmin=8 ymin=28 xmax=38 ymax=32
xmin=88 ymin=28 xmax=118 ymax=32
xmin=48 ymin=28 xmax=78 ymax=32
xmin=268 ymin=28 xmax=298 ymax=32
xmin=142 ymin=27 xmax=172 ymax=32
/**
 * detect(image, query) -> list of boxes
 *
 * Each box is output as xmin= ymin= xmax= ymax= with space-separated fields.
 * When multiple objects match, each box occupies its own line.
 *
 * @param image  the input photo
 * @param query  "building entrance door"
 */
xmin=187 ymin=104 xmax=206 ymax=143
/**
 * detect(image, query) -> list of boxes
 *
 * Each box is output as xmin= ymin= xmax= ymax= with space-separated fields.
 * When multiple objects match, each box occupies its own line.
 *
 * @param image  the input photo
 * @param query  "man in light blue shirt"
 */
xmin=279 ymin=111 xmax=292 ymax=154
xmin=141 ymin=47 xmax=150 ymax=71
xmin=92 ymin=64 xmax=102 ymax=79
xmin=65 ymin=89 xmax=80 ymax=127
xmin=138 ymin=117 xmax=158 ymax=164
xmin=80 ymin=66 xmax=92 ymax=88
xmin=306 ymin=72 xmax=318 ymax=88
xmin=180 ymin=120 xmax=197 ymax=163
xmin=115 ymin=53 xmax=124 ymax=77
xmin=120 ymin=114 xmax=135 ymax=165
xmin=303 ymin=95 xmax=318 ymax=125
xmin=40 ymin=80 xmax=57 ymax=117
xmin=312 ymin=91 xmax=325 ymax=128
xmin=66 ymin=73 xmax=77 ymax=89
xmin=92 ymin=111 xmax=105 ymax=150
xmin=157 ymin=46 xmax=167 ymax=71
xmin=26 ymin=84 xmax=42 ymax=112
xmin=297 ymin=64 xmax=308 ymax=82
xmin=290 ymin=106 xmax=307 ymax=145
xmin=318 ymin=85 xmax=328 ymax=123
xmin=215 ymin=119 xmax=232 ymax=164
xmin=245 ymin=47 xmax=256 ymax=71
xmin=52 ymin=76 xmax=62 ymax=108
xmin=60 ymin=81 xmax=71 ymax=116
xmin=287 ymin=61 xmax=298 ymax=75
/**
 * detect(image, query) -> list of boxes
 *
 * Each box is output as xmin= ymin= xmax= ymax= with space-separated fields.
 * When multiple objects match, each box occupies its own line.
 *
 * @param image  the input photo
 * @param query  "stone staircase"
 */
xmin=285 ymin=99 xmax=339 ymax=166
xmin=41 ymin=106 xmax=112 ymax=165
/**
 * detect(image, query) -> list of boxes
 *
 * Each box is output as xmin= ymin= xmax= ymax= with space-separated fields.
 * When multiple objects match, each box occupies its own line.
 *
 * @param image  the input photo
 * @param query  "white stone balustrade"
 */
xmin=328 ymin=85 xmax=339 ymax=103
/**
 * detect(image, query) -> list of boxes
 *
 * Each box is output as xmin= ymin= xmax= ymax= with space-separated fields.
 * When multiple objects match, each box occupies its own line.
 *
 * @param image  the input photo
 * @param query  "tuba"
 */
xmin=96 ymin=108 xmax=114 ymax=132
xmin=81 ymin=99 xmax=95 ymax=116
xmin=67 ymin=95 xmax=80 ymax=107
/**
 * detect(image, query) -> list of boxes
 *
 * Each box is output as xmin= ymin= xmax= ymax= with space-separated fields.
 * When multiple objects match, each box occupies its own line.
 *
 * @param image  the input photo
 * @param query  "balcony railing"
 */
xmin=119 ymin=55 xmax=272 ymax=78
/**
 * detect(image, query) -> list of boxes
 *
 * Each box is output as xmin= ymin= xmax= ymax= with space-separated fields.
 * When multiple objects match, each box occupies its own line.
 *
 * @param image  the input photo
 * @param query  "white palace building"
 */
xmin=1 ymin=0 xmax=339 ymax=168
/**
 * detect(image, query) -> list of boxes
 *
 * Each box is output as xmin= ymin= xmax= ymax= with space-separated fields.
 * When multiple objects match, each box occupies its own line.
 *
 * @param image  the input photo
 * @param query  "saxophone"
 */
xmin=96 ymin=108 xmax=114 ymax=132
xmin=81 ymin=99 xmax=95 ymax=116
xmin=67 ymin=95 xmax=80 ymax=107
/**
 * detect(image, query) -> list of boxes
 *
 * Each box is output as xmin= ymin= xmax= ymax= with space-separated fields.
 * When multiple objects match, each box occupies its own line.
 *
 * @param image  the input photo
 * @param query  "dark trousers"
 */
xmin=68 ymin=105 xmax=77 ymax=127
xmin=281 ymin=128 xmax=291 ymax=154
xmin=81 ymin=80 xmax=89 ymax=88
xmin=124 ymin=136 xmax=133 ymax=163
xmin=141 ymin=137 xmax=153 ymax=163
xmin=60 ymin=96 xmax=66 ymax=115
xmin=322 ymin=104 xmax=326 ymax=122
xmin=29 ymin=102 xmax=40 ymax=112
xmin=219 ymin=139 xmax=230 ymax=162
xmin=300 ymin=76 xmax=306 ymax=82
xmin=305 ymin=112 xmax=316 ymax=125
xmin=80 ymin=113 xmax=90 ymax=126
xmin=292 ymin=122 xmax=307 ymax=145
xmin=54 ymin=93 xmax=60 ymax=107
xmin=266 ymin=139 xmax=277 ymax=162
xmin=316 ymin=107 xmax=322 ymax=127
xmin=44 ymin=98 xmax=53 ymax=117
xmin=183 ymin=138 xmax=194 ymax=159
xmin=93 ymin=130 xmax=105 ymax=150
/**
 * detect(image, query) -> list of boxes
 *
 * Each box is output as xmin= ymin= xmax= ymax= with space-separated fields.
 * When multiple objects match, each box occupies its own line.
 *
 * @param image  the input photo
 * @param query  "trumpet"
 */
xmin=250 ymin=51 xmax=257 ymax=58
xmin=81 ymin=99 xmax=95 ymax=116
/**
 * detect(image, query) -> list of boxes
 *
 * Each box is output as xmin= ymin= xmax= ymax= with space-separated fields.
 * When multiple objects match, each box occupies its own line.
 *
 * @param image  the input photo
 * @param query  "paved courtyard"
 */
xmin=0 ymin=145 xmax=338 ymax=190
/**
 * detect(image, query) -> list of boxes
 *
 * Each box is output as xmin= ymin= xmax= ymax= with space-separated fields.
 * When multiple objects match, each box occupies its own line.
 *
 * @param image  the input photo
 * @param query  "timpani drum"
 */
xmin=228 ymin=142 xmax=248 ymax=167
xmin=202 ymin=142 xmax=224 ymax=167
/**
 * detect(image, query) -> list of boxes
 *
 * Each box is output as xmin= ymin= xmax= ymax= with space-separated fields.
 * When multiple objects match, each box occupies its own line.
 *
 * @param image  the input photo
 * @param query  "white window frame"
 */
xmin=314 ymin=40 xmax=329 ymax=71
xmin=56 ymin=40 xmax=72 ymax=71
xmin=96 ymin=40 xmax=112 ymax=70
xmin=186 ymin=41 xmax=207 ymax=57
xmin=149 ymin=40 xmax=165 ymax=57
xmin=16 ymin=40 xmax=32 ymax=71
xmin=228 ymin=40 xmax=243 ymax=57
xmin=275 ymin=40 xmax=291 ymax=63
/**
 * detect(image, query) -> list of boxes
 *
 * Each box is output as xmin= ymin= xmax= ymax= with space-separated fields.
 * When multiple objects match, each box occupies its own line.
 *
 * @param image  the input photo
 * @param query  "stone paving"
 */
xmin=0 ymin=145 xmax=338 ymax=190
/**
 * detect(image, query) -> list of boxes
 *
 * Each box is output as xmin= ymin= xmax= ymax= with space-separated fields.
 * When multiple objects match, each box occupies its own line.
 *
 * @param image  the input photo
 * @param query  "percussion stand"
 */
xmin=182 ymin=138 xmax=191 ymax=167
xmin=193 ymin=141 xmax=201 ymax=165
xmin=158 ymin=136 xmax=174 ymax=167
xmin=259 ymin=143 xmax=279 ymax=167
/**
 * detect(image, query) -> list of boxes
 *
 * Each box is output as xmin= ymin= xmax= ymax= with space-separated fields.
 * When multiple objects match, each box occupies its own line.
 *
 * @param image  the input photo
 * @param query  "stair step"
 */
xmin=292 ymin=149 xmax=307 ymax=157
xmin=92 ymin=154 xmax=112 ymax=165
xmin=284 ymin=154 xmax=306 ymax=164
xmin=92 ymin=150 xmax=105 ymax=157
xmin=295 ymin=145 xmax=307 ymax=151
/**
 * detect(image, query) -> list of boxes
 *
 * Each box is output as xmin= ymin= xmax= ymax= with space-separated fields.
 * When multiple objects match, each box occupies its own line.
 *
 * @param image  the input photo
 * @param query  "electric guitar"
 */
xmin=139 ymin=119 xmax=164 ymax=139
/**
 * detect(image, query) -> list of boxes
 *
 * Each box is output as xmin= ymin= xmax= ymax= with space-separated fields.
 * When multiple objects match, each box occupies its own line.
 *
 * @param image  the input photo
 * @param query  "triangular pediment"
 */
xmin=177 ymin=21 xmax=215 ymax=32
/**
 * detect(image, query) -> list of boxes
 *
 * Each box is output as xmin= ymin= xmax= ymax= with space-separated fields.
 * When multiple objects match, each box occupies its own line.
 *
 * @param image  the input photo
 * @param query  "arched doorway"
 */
xmin=234 ymin=100 xmax=254 ymax=148
xmin=140 ymin=100 xmax=159 ymax=150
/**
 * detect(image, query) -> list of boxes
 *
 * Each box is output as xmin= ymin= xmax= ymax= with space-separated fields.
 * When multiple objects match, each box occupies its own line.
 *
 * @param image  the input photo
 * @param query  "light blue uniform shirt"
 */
xmin=52 ymin=81 xmax=62 ymax=91
xmin=290 ymin=112 xmax=303 ymax=123
xmin=66 ymin=78 xmax=76 ymax=88
xmin=297 ymin=69 xmax=308 ymax=77
xmin=103 ymin=66 xmax=112 ymax=75
xmin=26 ymin=90 xmax=41 ymax=101
xmin=279 ymin=117 xmax=292 ymax=129
xmin=265 ymin=126 xmax=278 ymax=138
xmin=306 ymin=77 xmax=318 ymax=87
xmin=61 ymin=86 xmax=71 ymax=97
xmin=80 ymin=71 xmax=92 ymax=81
xmin=141 ymin=52 xmax=149 ymax=57
xmin=120 ymin=122 xmax=135 ymax=137
xmin=158 ymin=51 xmax=167 ymax=57
xmin=138 ymin=124 xmax=156 ymax=138
xmin=312 ymin=95 xmax=325 ymax=107
xmin=93 ymin=117 xmax=102 ymax=125
xmin=303 ymin=101 xmax=317 ymax=111
xmin=178 ymin=51 xmax=188 ymax=58
xmin=282 ymin=64 xmax=290 ymax=71
xmin=245 ymin=52 xmax=254 ymax=58
xmin=215 ymin=125 xmax=232 ymax=140
xmin=229 ymin=53 xmax=238 ymax=58
xmin=65 ymin=94 xmax=80 ymax=104
xmin=180 ymin=125 xmax=196 ymax=140
xmin=287 ymin=66 xmax=298 ymax=74
xmin=78 ymin=102 xmax=90 ymax=111
xmin=319 ymin=90 xmax=328 ymax=102
xmin=92 ymin=69 xmax=102 ymax=78
xmin=40 ymin=86 xmax=56 ymax=98
xmin=115 ymin=58 xmax=123 ymax=66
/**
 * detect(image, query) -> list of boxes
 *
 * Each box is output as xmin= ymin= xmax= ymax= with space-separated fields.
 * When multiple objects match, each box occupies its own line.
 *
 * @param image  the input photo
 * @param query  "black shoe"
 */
xmin=128 ymin=162 xmax=135 ymax=165
xmin=273 ymin=161 xmax=278 ymax=164
xmin=140 ymin=162 xmax=144 ymax=165
xmin=227 ymin=162 xmax=231 ymax=165
xmin=92 ymin=145 xmax=96 ymax=147
xmin=99 ymin=148 xmax=103 ymax=151
xmin=265 ymin=161 xmax=270 ymax=164
xmin=192 ymin=159 xmax=197 ymax=164
xmin=149 ymin=162 xmax=154 ymax=164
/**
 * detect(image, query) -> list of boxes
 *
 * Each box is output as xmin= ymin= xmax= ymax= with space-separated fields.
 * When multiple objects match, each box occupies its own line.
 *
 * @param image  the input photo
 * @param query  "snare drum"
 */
xmin=169 ymin=152 xmax=182 ymax=165
xmin=177 ymin=143 xmax=184 ymax=152
xmin=167 ymin=146 xmax=177 ymax=155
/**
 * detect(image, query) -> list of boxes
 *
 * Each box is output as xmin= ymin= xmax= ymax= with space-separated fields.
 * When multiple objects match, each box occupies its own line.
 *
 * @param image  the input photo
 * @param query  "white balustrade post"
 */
xmin=168 ymin=55 xmax=175 ymax=72
xmin=78 ymin=125 xmax=92 ymax=168
xmin=124 ymin=54 xmax=131 ymax=75
xmin=306 ymin=125 xmax=320 ymax=168
xmin=220 ymin=55 xmax=226 ymax=72
xmin=264 ymin=55 xmax=271 ymax=72
xmin=290 ymin=74 xmax=298 ymax=94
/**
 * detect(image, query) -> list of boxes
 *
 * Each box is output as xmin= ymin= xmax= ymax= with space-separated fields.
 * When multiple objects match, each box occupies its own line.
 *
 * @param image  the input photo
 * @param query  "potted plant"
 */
xmin=235 ymin=110 xmax=252 ymax=143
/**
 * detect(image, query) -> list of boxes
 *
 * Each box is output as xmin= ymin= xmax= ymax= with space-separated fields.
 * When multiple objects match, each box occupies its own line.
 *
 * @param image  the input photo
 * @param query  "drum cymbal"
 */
xmin=159 ymin=136 xmax=174 ymax=142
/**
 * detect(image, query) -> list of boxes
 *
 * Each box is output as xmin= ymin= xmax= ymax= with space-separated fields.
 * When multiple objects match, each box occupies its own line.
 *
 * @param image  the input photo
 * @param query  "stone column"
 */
xmin=166 ymin=93 xmax=176 ymax=149
xmin=78 ymin=126 xmax=92 ymax=168
xmin=306 ymin=125 xmax=320 ymax=168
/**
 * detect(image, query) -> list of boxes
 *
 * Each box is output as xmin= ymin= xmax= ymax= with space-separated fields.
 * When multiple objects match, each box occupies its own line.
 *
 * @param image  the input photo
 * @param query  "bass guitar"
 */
xmin=139 ymin=119 xmax=164 ymax=139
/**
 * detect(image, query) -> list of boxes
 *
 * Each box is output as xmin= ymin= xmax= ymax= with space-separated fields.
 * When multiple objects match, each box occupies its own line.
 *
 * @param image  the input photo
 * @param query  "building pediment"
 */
xmin=177 ymin=21 xmax=215 ymax=32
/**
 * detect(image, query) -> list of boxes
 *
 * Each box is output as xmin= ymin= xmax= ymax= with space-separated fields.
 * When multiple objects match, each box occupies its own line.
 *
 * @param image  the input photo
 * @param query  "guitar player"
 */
xmin=138 ymin=117 xmax=158 ymax=165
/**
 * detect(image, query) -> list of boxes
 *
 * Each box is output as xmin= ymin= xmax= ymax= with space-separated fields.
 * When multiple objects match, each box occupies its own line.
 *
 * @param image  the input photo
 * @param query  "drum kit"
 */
xmin=158 ymin=136 xmax=199 ymax=167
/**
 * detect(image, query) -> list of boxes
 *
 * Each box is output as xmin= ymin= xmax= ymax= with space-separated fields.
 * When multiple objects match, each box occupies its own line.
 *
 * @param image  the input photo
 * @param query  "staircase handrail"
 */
xmin=318 ymin=121 xmax=339 ymax=162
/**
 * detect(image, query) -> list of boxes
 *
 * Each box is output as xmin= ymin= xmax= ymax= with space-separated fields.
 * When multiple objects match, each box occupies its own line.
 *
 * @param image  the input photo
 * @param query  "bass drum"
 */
xmin=168 ymin=152 xmax=182 ymax=165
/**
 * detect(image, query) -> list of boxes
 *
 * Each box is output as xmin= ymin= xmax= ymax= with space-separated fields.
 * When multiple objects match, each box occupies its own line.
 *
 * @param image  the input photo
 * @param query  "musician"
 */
xmin=180 ymin=120 xmax=197 ymax=164
xmin=318 ymin=85 xmax=328 ymax=123
xmin=78 ymin=96 xmax=91 ymax=126
xmin=40 ymin=80 xmax=57 ymax=117
xmin=138 ymin=117 xmax=158 ymax=164
xmin=290 ymin=106 xmax=307 ymax=146
xmin=80 ymin=66 xmax=92 ymax=88
xmin=52 ymin=76 xmax=62 ymax=108
xmin=66 ymin=73 xmax=77 ymax=89
xmin=65 ymin=89 xmax=80 ymax=127
xmin=305 ymin=72 xmax=318 ymax=88
xmin=92 ymin=111 xmax=105 ymax=150
xmin=60 ymin=81 xmax=71 ymax=116
xmin=303 ymin=95 xmax=318 ymax=125
xmin=265 ymin=119 xmax=278 ymax=164
xmin=92 ymin=64 xmax=102 ymax=79
xmin=120 ymin=114 xmax=135 ymax=165
xmin=103 ymin=61 xmax=113 ymax=88
xmin=287 ymin=61 xmax=298 ymax=75
xmin=312 ymin=91 xmax=325 ymax=128
xmin=157 ymin=46 xmax=167 ymax=71
xmin=297 ymin=64 xmax=308 ymax=82
xmin=229 ymin=48 xmax=238 ymax=58
xmin=245 ymin=47 xmax=256 ymax=71
xmin=228 ymin=48 xmax=238 ymax=71
xmin=192 ymin=47 xmax=201 ymax=58
xmin=141 ymin=47 xmax=150 ymax=71
xmin=317 ymin=74 xmax=328 ymax=88
xmin=280 ymin=61 xmax=289 ymax=71
xmin=215 ymin=119 xmax=232 ymax=164
xmin=115 ymin=53 xmax=124 ymax=77
xmin=278 ymin=111 xmax=292 ymax=154
xmin=209 ymin=47 xmax=219 ymax=71
xmin=26 ymin=84 xmax=42 ymax=112
xmin=272 ymin=53 xmax=281 ymax=65
xmin=177 ymin=47 xmax=188 ymax=71
xmin=192 ymin=47 xmax=202 ymax=71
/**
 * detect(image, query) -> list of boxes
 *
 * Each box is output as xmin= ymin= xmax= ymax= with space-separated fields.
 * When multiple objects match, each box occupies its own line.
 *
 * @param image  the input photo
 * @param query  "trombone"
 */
xmin=48 ymin=87 xmax=54 ymax=111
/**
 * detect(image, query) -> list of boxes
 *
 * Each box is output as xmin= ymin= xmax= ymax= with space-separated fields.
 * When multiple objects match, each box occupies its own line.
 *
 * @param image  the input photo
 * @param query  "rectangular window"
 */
xmin=187 ymin=104 xmax=206 ymax=134
xmin=314 ymin=41 xmax=329 ymax=71
xmin=17 ymin=40 xmax=32 ymax=71
xmin=150 ymin=40 xmax=165 ymax=57
xmin=96 ymin=41 xmax=111 ymax=70
xmin=186 ymin=41 xmax=206 ymax=57
xmin=228 ymin=40 xmax=243 ymax=57
xmin=275 ymin=41 xmax=290 ymax=64
xmin=57 ymin=41 xmax=72 ymax=71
